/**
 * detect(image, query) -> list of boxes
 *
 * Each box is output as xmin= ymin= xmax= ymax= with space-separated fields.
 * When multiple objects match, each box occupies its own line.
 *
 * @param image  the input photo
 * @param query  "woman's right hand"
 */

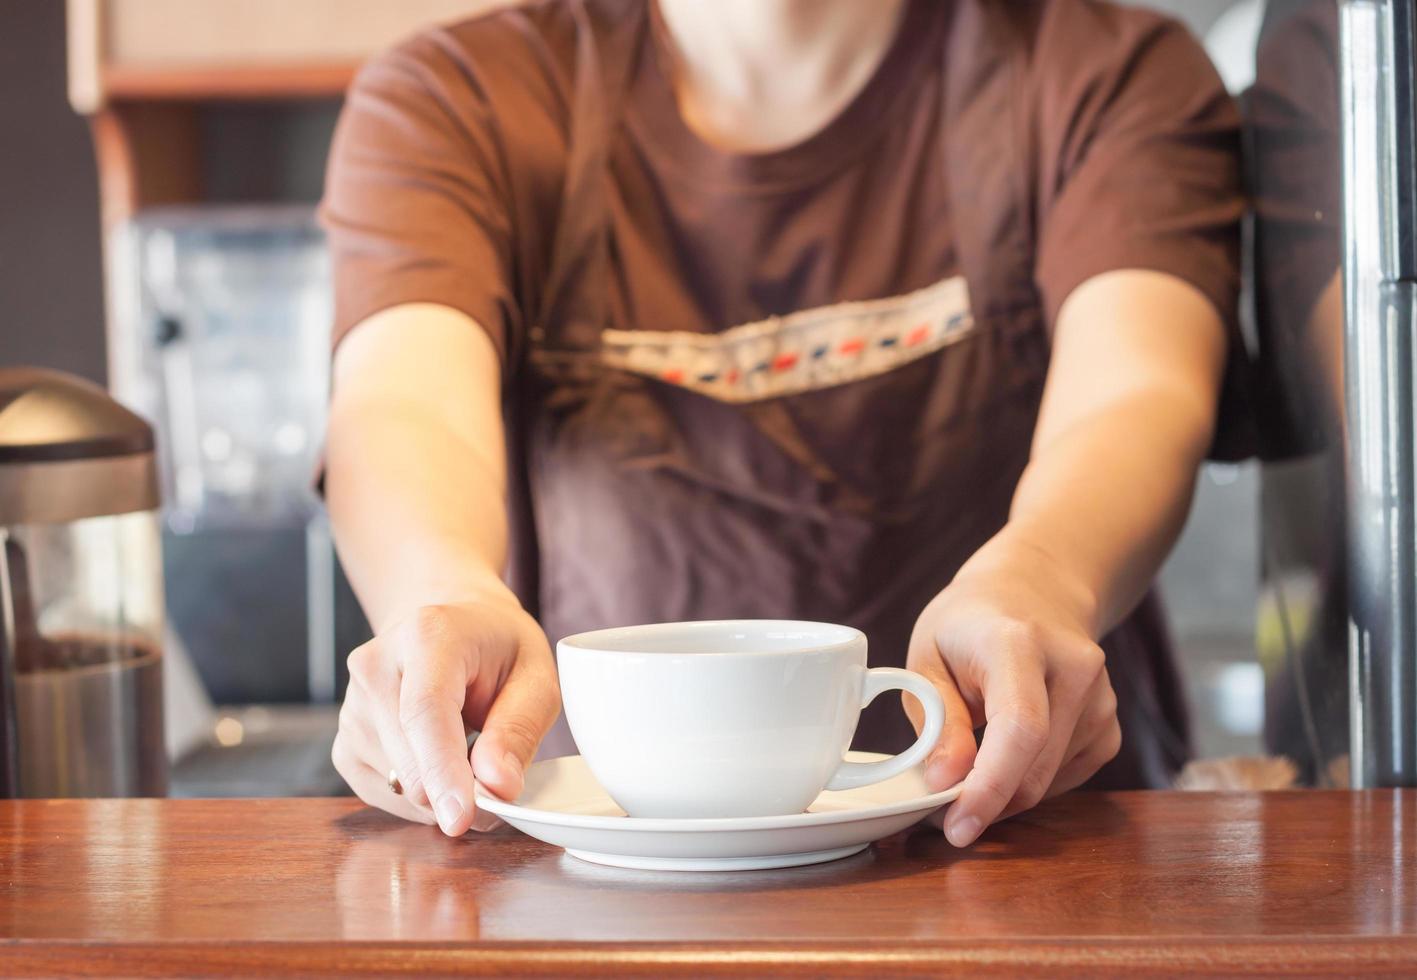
xmin=331 ymin=592 xmax=561 ymax=836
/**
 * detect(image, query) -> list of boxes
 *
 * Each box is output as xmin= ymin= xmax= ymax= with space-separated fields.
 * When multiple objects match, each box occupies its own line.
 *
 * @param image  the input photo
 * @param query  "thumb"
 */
xmin=907 ymin=643 xmax=978 ymax=793
xmin=470 ymin=653 xmax=560 ymax=802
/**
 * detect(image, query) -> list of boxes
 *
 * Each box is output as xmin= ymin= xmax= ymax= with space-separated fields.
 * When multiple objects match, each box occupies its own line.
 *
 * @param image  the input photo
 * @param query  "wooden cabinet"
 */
xmin=67 ymin=0 xmax=510 ymax=109
xmin=64 ymin=0 xmax=510 ymax=373
xmin=66 ymin=0 xmax=510 ymax=227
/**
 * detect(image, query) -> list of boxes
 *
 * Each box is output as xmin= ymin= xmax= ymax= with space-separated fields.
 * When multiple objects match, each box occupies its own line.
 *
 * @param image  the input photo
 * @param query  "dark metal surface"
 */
xmin=0 ymin=452 xmax=160 ymax=525
xmin=0 ymin=536 xmax=20 ymax=797
xmin=1341 ymin=0 xmax=1417 ymax=786
xmin=13 ymin=651 xmax=167 ymax=797
xmin=0 ymin=368 xmax=160 ymax=523
xmin=1389 ymin=0 xmax=1417 ymax=277
xmin=0 ymin=367 xmax=154 ymax=463
xmin=1346 ymin=279 xmax=1417 ymax=785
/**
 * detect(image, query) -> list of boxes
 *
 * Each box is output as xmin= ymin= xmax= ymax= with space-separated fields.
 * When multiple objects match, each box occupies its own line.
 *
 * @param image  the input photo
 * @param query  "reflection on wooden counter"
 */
xmin=0 ymin=791 xmax=1413 ymax=976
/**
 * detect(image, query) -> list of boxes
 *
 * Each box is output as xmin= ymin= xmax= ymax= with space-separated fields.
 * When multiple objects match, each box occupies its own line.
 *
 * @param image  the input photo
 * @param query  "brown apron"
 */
xmin=510 ymin=0 xmax=1190 ymax=788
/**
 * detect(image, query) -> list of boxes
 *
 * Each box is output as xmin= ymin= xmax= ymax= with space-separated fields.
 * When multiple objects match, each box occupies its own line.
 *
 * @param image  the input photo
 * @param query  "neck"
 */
xmin=654 ymin=0 xmax=910 ymax=152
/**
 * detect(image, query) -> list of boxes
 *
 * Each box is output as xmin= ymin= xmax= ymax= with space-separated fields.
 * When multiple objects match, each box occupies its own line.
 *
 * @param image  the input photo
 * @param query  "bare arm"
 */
xmin=327 ymin=303 xmax=558 ymax=836
xmin=997 ymin=268 xmax=1224 ymax=635
xmin=326 ymin=303 xmax=511 ymax=628
xmin=911 ymin=269 xmax=1226 ymax=845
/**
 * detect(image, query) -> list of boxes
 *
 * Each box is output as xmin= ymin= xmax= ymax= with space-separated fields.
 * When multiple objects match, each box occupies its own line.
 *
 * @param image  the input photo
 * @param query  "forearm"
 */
xmin=963 ymin=390 xmax=1212 ymax=640
xmin=325 ymin=312 xmax=555 ymax=837
xmin=323 ymin=305 xmax=514 ymax=634
xmin=913 ymin=276 xmax=1226 ymax=835
xmin=326 ymin=405 xmax=512 ymax=633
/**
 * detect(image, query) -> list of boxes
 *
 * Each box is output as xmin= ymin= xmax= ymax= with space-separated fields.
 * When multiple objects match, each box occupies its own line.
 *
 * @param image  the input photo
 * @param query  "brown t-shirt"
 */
xmin=322 ymin=0 xmax=1243 ymax=787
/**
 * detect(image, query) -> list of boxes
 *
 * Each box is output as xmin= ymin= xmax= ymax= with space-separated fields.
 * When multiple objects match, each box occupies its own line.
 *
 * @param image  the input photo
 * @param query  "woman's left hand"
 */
xmin=906 ymin=536 xmax=1122 ymax=848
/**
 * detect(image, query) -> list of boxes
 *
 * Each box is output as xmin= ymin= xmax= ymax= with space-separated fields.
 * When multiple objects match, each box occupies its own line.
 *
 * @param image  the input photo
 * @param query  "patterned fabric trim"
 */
xmin=600 ymin=276 xmax=976 ymax=402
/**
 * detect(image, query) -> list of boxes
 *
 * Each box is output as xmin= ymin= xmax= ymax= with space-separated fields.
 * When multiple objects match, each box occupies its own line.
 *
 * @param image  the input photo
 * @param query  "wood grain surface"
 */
xmin=102 ymin=63 xmax=357 ymax=101
xmin=1 ymin=791 xmax=1413 ymax=977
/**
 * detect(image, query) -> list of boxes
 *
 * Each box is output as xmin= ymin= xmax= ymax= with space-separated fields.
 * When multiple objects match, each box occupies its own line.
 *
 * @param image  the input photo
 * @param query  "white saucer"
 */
xmin=474 ymin=751 xmax=962 ymax=871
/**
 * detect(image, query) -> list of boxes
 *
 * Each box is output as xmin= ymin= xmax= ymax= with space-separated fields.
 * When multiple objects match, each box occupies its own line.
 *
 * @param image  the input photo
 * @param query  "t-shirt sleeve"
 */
xmin=1032 ymin=7 xmax=1244 ymax=328
xmin=320 ymin=32 xmax=520 ymax=361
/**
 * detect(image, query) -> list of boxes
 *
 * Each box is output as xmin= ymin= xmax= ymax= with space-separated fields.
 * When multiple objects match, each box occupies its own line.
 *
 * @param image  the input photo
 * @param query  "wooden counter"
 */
xmin=1 ymin=791 xmax=1413 ymax=976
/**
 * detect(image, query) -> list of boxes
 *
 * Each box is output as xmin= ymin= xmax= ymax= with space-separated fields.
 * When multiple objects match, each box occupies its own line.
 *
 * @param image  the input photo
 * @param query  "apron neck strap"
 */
xmin=535 ymin=0 xmax=647 ymax=341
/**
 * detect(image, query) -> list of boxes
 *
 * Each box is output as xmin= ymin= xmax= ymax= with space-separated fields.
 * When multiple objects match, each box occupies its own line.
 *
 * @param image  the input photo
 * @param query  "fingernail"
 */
xmin=434 ymin=792 xmax=465 ymax=835
xmin=946 ymin=814 xmax=982 ymax=847
xmin=502 ymin=751 xmax=524 ymax=787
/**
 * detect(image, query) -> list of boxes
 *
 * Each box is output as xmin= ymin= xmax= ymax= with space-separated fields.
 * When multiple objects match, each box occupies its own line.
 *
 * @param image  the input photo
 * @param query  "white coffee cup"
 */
xmin=557 ymin=620 xmax=945 ymax=819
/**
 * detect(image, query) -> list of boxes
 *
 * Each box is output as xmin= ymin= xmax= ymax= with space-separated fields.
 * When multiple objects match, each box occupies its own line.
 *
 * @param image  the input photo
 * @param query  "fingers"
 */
xmin=943 ymin=628 xmax=1050 ymax=847
xmin=334 ymin=602 xmax=557 ymax=837
xmin=470 ymin=638 xmax=560 ymax=802
xmin=1048 ymin=734 xmax=1118 ymax=798
xmin=343 ymin=633 xmax=470 ymax=829
xmin=348 ymin=640 xmax=430 ymax=809
xmin=397 ymin=609 xmax=479 ymax=836
xmin=1046 ymin=673 xmax=1121 ymax=798
xmin=997 ymin=643 xmax=1106 ymax=821
xmin=344 ymin=760 xmax=439 ymax=826
xmin=331 ymin=713 xmax=436 ymax=826
xmin=906 ymin=635 xmax=978 ymax=793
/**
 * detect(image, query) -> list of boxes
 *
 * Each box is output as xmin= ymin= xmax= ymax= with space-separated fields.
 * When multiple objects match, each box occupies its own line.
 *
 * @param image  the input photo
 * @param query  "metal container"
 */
xmin=0 ymin=367 xmax=167 ymax=797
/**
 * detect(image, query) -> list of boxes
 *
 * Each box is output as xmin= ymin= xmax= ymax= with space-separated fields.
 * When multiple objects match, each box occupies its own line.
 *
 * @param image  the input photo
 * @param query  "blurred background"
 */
xmin=1 ymin=0 xmax=1350 ymax=795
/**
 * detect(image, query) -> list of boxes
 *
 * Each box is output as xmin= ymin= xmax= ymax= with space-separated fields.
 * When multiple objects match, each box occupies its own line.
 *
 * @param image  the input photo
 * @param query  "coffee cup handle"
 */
xmin=824 ymin=667 xmax=945 ymax=792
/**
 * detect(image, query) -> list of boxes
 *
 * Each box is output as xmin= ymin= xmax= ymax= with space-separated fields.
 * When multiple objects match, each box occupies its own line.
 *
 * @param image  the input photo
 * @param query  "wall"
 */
xmin=0 ymin=2 xmax=105 ymax=382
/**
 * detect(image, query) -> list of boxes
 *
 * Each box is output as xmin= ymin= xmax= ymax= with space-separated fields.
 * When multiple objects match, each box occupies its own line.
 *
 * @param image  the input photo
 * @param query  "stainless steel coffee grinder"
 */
xmin=0 ymin=367 xmax=167 ymax=797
